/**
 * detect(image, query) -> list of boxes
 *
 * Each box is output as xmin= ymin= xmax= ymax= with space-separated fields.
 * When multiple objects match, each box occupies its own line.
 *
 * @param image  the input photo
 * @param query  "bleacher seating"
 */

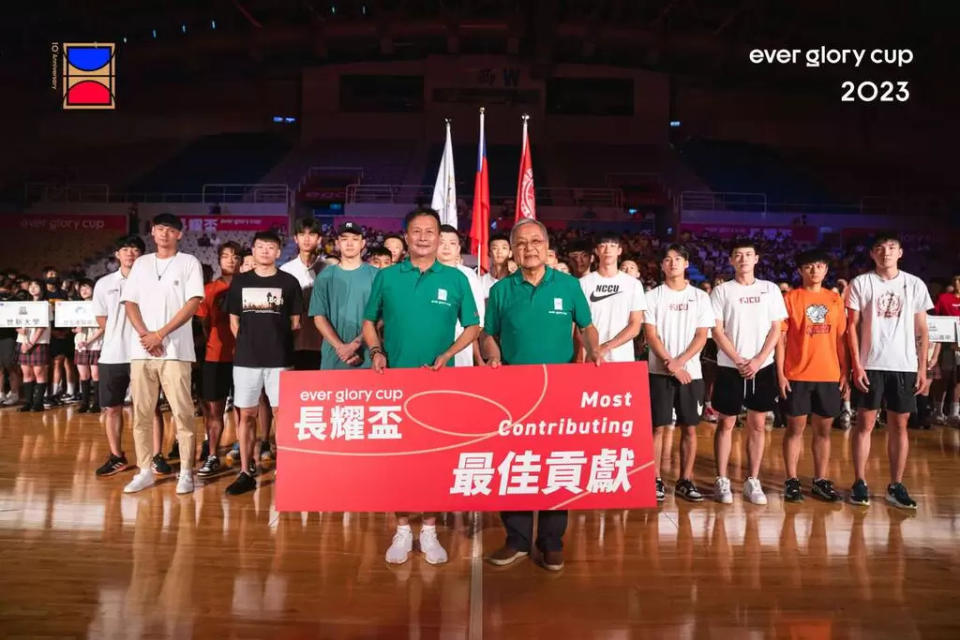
xmin=128 ymin=133 xmax=293 ymax=194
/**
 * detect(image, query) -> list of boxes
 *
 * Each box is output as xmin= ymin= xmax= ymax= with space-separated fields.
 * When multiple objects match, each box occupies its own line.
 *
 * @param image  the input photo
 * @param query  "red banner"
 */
xmin=2 ymin=214 xmax=127 ymax=232
xmin=680 ymin=222 xmax=819 ymax=243
xmin=178 ymin=215 xmax=286 ymax=233
xmin=276 ymin=362 xmax=655 ymax=512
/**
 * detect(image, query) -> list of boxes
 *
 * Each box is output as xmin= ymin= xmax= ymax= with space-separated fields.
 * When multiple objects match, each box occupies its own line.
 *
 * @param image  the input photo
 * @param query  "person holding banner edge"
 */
xmin=362 ymin=207 xmax=481 ymax=565
xmin=481 ymin=217 xmax=603 ymax=572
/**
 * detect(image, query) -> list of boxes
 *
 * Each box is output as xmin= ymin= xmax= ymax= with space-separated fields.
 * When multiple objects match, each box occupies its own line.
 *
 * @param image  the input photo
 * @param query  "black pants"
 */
xmin=501 ymin=510 xmax=567 ymax=552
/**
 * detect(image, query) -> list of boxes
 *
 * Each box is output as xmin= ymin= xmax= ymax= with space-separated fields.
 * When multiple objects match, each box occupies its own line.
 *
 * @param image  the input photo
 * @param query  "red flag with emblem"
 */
xmin=514 ymin=115 xmax=536 ymax=221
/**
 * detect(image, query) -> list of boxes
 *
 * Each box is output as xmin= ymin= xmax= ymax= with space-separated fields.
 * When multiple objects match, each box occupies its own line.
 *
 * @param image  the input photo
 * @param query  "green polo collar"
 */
xmin=398 ymin=258 xmax=442 ymax=274
xmin=509 ymin=266 xmax=556 ymax=287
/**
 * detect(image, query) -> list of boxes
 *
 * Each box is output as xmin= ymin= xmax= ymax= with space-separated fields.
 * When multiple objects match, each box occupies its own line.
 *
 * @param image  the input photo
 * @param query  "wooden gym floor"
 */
xmin=1 ymin=405 xmax=959 ymax=639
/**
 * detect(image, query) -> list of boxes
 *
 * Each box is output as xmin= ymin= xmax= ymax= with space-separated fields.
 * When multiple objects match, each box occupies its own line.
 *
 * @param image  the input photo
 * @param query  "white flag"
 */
xmin=431 ymin=120 xmax=458 ymax=228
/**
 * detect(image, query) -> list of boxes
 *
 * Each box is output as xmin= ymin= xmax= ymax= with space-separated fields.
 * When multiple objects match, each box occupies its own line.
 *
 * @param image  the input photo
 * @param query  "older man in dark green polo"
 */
xmin=481 ymin=217 xmax=602 ymax=571
xmin=362 ymin=207 xmax=481 ymax=567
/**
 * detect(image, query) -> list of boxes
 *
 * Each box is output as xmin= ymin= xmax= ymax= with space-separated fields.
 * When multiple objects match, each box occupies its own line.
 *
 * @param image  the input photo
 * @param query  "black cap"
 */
xmin=152 ymin=213 xmax=183 ymax=231
xmin=337 ymin=221 xmax=363 ymax=236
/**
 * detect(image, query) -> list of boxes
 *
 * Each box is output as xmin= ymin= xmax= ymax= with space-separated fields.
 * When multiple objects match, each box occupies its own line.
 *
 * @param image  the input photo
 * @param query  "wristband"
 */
xmin=370 ymin=347 xmax=385 ymax=357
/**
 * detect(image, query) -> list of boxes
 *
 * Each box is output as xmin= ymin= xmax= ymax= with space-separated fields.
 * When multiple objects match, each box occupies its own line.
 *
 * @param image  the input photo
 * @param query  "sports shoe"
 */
xmin=714 ymin=476 xmax=733 ymax=504
xmin=2 ymin=392 xmax=20 ymax=406
xmin=260 ymin=441 xmax=275 ymax=462
xmin=947 ymin=415 xmax=960 ymax=428
xmin=655 ymin=477 xmax=666 ymax=502
xmin=886 ymin=483 xmax=917 ymax=510
xmin=225 ymin=472 xmax=256 ymax=495
xmin=167 ymin=441 xmax=180 ymax=461
xmin=932 ymin=411 xmax=947 ymax=425
xmin=176 ymin=472 xmax=195 ymax=494
xmin=123 ymin=469 xmax=156 ymax=493
xmin=812 ymin=478 xmax=841 ymax=502
xmin=95 ymin=453 xmax=129 ymax=477
xmin=743 ymin=477 xmax=768 ymax=505
xmin=197 ymin=455 xmax=220 ymax=477
xmin=385 ymin=527 xmax=414 ymax=564
xmin=675 ymin=478 xmax=704 ymax=502
xmin=704 ymin=406 xmax=718 ymax=423
xmin=248 ymin=461 xmax=257 ymax=477
xmin=419 ymin=528 xmax=448 ymax=565
xmin=540 ymin=550 xmax=564 ymax=571
xmin=486 ymin=545 xmax=529 ymax=567
xmin=226 ymin=443 xmax=241 ymax=463
xmin=849 ymin=479 xmax=870 ymax=506
xmin=784 ymin=477 xmax=803 ymax=502
xmin=833 ymin=409 xmax=851 ymax=430
xmin=151 ymin=454 xmax=172 ymax=475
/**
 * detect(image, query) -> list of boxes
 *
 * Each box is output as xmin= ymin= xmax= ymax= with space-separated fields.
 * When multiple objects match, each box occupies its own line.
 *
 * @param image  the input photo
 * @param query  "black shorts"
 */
xmin=291 ymin=350 xmax=321 ymax=371
xmin=650 ymin=374 xmax=705 ymax=427
xmin=202 ymin=361 xmax=233 ymax=401
xmin=99 ymin=362 xmax=130 ymax=408
xmin=783 ymin=380 xmax=843 ymax=419
xmin=50 ymin=337 xmax=75 ymax=360
xmin=853 ymin=370 xmax=918 ymax=414
xmin=712 ymin=364 xmax=778 ymax=416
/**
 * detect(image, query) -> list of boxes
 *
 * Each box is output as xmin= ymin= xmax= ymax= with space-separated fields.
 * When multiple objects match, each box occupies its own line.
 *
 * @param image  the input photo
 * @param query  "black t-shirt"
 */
xmin=227 ymin=269 xmax=303 ymax=368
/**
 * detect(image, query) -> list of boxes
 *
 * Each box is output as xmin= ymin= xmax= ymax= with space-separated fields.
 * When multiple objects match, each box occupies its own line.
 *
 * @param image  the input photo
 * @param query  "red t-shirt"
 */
xmin=934 ymin=292 xmax=960 ymax=317
xmin=195 ymin=279 xmax=235 ymax=362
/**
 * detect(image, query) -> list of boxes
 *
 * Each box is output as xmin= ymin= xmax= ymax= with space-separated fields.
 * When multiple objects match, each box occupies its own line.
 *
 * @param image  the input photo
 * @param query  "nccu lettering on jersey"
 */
xmin=589 ymin=284 xmax=622 ymax=303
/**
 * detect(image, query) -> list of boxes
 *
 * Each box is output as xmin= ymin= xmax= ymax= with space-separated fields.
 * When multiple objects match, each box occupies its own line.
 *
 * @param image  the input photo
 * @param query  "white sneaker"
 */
xmin=932 ymin=412 xmax=947 ymax=425
xmin=176 ymin=472 xmax=195 ymax=494
xmin=123 ymin=469 xmax=156 ymax=493
xmin=743 ymin=477 xmax=768 ymax=505
xmin=419 ymin=528 xmax=448 ymax=565
xmin=385 ymin=527 xmax=414 ymax=564
xmin=2 ymin=392 xmax=19 ymax=406
xmin=715 ymin=476 xmax=733 ymax=504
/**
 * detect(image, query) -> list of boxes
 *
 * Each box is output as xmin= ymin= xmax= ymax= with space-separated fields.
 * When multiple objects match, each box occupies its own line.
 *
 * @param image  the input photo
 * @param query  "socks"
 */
xmin=397 ymin=524 xmax=412 ymax=534
xmin=20 ymin=382 xmax=34 ymax=408
xmin=90 ymin=381 xmax=99 ymax=408
xmin=67 ymin=382 xmax=76 ymax=396
xmin=34 ymin=383 xmax=47 ymax=407
xmin=843 ymin=400 xmax=852 ymax=412
xmin=80 ymin=379 xmax=91 ymax=402
xmin=421 ymin=524 xmax=436 ymax=534
xmin=950 ymin=402 xmax=959 ymax=417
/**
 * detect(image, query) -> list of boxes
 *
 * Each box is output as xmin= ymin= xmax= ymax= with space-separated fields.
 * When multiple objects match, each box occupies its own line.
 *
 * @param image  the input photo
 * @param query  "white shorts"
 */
xmin=232 ymin=366 xmax=287 ymax=408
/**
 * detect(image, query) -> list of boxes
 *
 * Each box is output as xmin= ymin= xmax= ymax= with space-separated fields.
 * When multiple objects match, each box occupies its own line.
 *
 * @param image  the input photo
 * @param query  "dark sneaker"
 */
xmin=540 ymin=550 xmax=564 ymax=571
xmin=260 ymin=440 xmax=275 ymax=462
xmin=812 ymin=478 xmax=841 ymax=502
xmin=225 ymin=472 xmax=257 ymax=495
xmin=886 ymin=483 xmax=917 ymax=510
xmin=197 ymin=455 xmax=221 ymax=477
xmin=89 ymin=403 xmax=100 ymax=414
xmin=784 ymin=477 xmax=803 ymax=502
xmin=95 ymin=453 xmax=129 ymax=477
xmin=655 ymin=477 xmax=665 ymax=502
xmin=675 ymin=478 xmax=704 ymax=502
xmin=486 ymin=545 xmax=529 ymax=566
xmin=167 ymin=441 xmax=180 ymax=461
xmin=152 ymin=454 xmax=172 ymax=475
xmin=18 ymin=402 xmax=33 ymax=413
xmin=78 ymin=403 xmax=90 ymax=414
xmin=849 ymin=479 xmax=870 ymax=507
xmin=248 ymin=461 xmax=257 ymax=477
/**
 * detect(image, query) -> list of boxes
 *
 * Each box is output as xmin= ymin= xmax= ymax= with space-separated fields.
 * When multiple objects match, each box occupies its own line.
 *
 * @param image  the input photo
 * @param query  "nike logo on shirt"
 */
xmin=590 ymin=291 xmax=622 ymax=303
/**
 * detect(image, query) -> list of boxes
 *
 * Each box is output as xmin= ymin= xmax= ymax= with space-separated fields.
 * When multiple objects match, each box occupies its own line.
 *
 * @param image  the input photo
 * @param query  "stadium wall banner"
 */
xmin=679 ymin=222 xmax=819 ymax=243
xmin=1 ymin=214 xmax=127 ymax=232
xmin=276 ymin=362 xmax=656 ymax=512
xmin=178 ymin=216 xmax=286 ymax=233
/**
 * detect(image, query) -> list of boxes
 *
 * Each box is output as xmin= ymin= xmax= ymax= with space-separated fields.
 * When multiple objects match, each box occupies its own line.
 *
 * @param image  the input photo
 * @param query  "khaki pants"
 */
xmin=131 ymin=359 xmax=196 ymax=473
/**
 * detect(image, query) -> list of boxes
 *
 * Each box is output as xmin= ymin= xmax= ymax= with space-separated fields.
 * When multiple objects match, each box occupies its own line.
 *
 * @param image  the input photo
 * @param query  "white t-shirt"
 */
xmin=92 ymin=270 xmax=134 ymax=364
xmin=579 ymin=271 xmax=647 ymax=362
xmin=454 ymin=264 xmax=485 ymax=367
xmin=120 ymin=252 xmax=204 ymax=361
xmin=845 ymin=270 xmax=933 ymax=372
xmin=17 ymin=326 xmax=50 ymax=345
xmin=644 ymin=284 xmax=715 ymax=378
xmin=710 ymin=278 xmax=787 ymax=369
xmin=480 ymin=272 xmax=501 ymax=301
xmin=75 ymin=325 xmax=103 ymax=352
xmin=280 ymin=256 xmax=324 ymax=352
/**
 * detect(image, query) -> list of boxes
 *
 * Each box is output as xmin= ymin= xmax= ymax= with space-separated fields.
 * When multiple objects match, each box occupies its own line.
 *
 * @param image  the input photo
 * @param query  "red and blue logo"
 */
xmin=61 ymin=42 xmax=116 ymax=110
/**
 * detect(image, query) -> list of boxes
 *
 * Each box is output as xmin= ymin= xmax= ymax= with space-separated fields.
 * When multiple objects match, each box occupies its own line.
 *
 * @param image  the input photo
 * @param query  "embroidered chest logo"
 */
xmin=437 ymin=288 xmax=448 ymax=302
xmin=877 ymin=291 xmax=903 ymax=318
xmin=554 ymin=298 xmax=563 ymax=311
xmin=805 ymin=304 xmax=831 ymax=335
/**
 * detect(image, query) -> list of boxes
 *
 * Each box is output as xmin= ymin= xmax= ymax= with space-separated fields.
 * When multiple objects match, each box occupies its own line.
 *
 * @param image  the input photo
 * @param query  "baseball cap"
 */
xmin=152 ymin=213 xmax=183 ymax=231
xmin=337 ymin=221 xmax=363 ymax=236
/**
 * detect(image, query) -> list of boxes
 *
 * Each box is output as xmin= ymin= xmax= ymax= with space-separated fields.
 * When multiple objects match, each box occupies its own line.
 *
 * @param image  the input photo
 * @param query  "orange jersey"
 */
xmin=781 ymin=287 xmax=846 ymax=382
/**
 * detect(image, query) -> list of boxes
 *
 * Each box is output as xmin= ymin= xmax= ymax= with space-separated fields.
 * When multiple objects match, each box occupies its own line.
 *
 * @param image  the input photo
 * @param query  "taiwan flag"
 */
xmin=469 ymin=108 xmax=490 ymax=273
xmin=514 ymin=115 xmax=536 ymax=221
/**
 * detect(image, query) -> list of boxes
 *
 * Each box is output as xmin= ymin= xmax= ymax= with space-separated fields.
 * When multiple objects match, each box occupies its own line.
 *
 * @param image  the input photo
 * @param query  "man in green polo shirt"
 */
xmin=481 ymin=217 xmax=602 ymax=572
xmin=362 ymin=207 xmax=481 ymax=567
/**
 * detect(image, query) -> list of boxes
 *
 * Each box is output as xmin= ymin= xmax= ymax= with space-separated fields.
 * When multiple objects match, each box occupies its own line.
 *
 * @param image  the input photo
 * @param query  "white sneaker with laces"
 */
xmin=715 ymin=476 xmax=733 ymax=504
xmin=743 ymin=476 xmax=768 ymax=505
xmin=123 ymin=469 xmax=156 ymax=493
xmin=176 ymin=472 xmax=195 ymax=494
xmin=932 ymin=412 xmax=947 ymax=425
xmin=419 ymin=528 xmax=448 ymax=565
xmin=3 ymin=392 xmax=19 ymax=406
xmin=385 ymin=527 xmax=414 ymax=564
